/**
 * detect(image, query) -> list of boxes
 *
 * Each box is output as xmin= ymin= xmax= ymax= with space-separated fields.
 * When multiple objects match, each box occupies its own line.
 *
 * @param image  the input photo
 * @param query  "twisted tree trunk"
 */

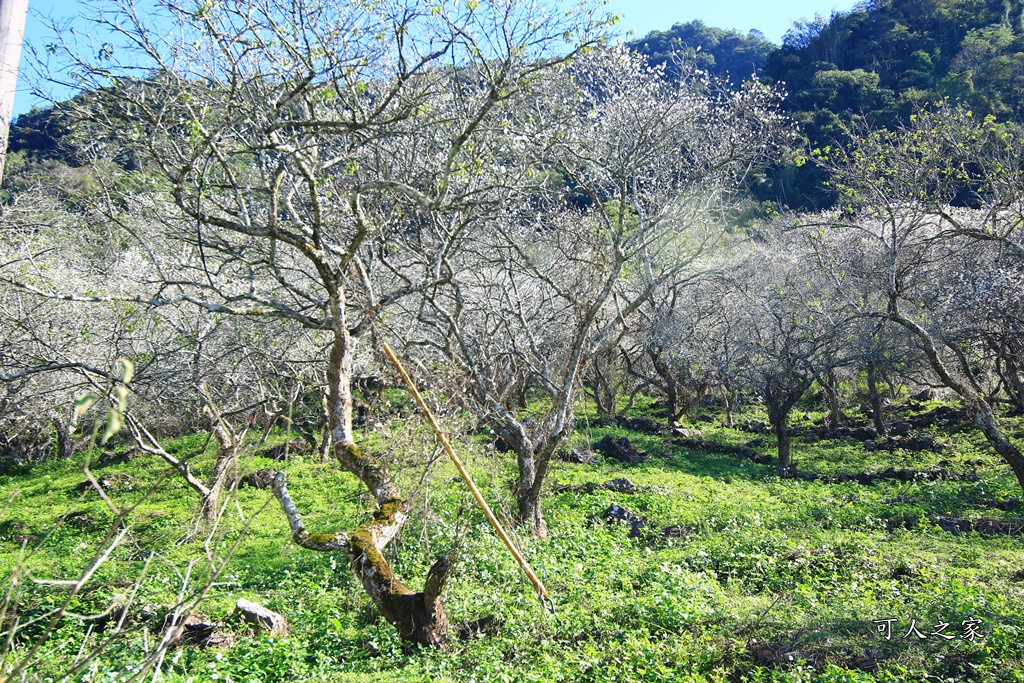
xmin=273 ymin=330 xmax=451 ymax=646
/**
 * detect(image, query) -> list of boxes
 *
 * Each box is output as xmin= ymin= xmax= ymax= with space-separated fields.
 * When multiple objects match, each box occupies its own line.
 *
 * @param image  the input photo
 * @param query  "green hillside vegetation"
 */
xmin=628 ymin=0 xmax=1024 ymax=209
xmin=2 ymin=0 xmax=1023 ymax=680
xmin=627 ymin=21 xmax=776 ymax=83
xmin=2 ymin=397 xmax=1023 ymax=682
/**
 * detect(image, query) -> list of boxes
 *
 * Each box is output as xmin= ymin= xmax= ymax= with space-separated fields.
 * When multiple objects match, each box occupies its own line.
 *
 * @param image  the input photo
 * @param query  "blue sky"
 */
xmin=13 ymin=0 xmax=860 ymax=118
xmin=602 ymin=0 xmax=859 ymax=43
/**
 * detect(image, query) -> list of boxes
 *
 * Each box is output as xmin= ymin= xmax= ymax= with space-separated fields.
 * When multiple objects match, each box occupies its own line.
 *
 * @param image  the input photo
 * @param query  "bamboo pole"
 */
xmin=380 ymin=342 xmax=553 ymax=609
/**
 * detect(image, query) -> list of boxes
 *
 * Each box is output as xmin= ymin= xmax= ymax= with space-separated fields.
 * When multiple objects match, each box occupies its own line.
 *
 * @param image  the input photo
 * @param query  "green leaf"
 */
xmin=117 ymin=358 xmax=135 ymax=385
xmin=74 ymin=392 xmax=99 ymax=418
xmin=100 ymin=407 xmax=124 ymax=445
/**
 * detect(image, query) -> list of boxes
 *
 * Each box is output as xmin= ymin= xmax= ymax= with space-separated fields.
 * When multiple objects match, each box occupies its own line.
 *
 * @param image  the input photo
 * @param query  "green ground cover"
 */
xmin=2 ymin=399 xmax=1022 ymax=682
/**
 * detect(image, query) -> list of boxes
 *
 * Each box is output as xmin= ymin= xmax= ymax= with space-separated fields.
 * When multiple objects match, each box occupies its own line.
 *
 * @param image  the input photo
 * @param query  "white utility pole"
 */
xmin=0 ymin=0 xmax=28 ymax=186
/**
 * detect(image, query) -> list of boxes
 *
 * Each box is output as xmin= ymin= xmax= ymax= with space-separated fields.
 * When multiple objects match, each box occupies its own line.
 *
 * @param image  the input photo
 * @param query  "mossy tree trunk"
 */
xmin=53 ymin=410 xmax=78 ymax=460
xmin=274 ymin=326 xmax=452 ymax=646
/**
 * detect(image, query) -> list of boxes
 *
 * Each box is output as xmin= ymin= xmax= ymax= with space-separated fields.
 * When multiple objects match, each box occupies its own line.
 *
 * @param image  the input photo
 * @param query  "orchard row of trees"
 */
xmin=1 ymin=0 xmax=1023 ymax=646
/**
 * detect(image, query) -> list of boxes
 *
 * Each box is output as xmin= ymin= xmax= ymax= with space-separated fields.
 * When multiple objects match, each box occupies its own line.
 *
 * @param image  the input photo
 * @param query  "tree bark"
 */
xmin=765 ymin=374 xmax=811 ymax=473
xmin=866 ymin=361 xmax=886 ymax=435
xmin=198 ymin=422 xmax=237 ymax=523
xmin=821 ymin=368 xmax=844 ymax=427
xmin=513 ymin=436 xmax=548 ymax=538
xmin=54 ymin=410 xmax=78 ymax=460
xmin=972 ymin=397 xmax=1024 ymax=490
xmin=768 ymin=404 xmax=792 ymax=472
xmin=648 ymin=349 xmax=682 ymax=423
xmin=887 ymin=311 xmax=1024 ymax=494
xmin=722 ymin=384 xmax=734 ymax=428
xmin=516 ymin=483 xmax=547 ymax=539
xmin=273 ymin=472 xmax=450 ymax=647
xmin=589 ymin=351 xmax=618 ymax=418
xmin=994 ymin=340 xmax=1024 ymax=412
xmin=274 ymin=329 xmax=451 ymax=646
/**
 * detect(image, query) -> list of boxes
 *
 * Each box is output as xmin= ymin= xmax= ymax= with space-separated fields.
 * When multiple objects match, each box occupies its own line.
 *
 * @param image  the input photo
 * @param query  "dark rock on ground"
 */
xmin=494 ymin=436 xmax=515 ymax=453
xmin=662 ymin=525 xmax=695 ymax=538
xmin=885 ymin=516 xmax=919 ymax=531
xmin=169 ymin=614 xmax=235 ymax=648
xmin=887 ymin=421 xmax=913 ymax=436
xmin=849 ymin=426 xmax=877 ymax=441
xmin=675 ymin=438 xmax=771 ymax=464
xmin=890 ymin=563 xmax=919 ymax=581
xmin=266 ymin=439 xmax=307 ymax=460
xmin=912 ymin=388 xmax=935 ymax=402
xmin=907 ymin=405 xmax=971 ymax=430
xmin=458 ymin=615 xmax=501 ymax=641
xmin=780 ymin=467 xmax=977 ymax=486
xmin=65 ymin=510 xmax=95 ymax=528
xmin=742 ymin=420 xmax=770 ymax=434
xmin=97 ymin=447 xmax=141 ymax=465
xmin=863 ymin=436 xmax=944 ymax=453
xmin=603 ymin=478 xmax=639 ymax=494
xmin=594 ymin=436 xmax=646 ymax=464
xmin=241 ymin=469 xmax=277 ymax=489
xmin=76 ymin=473 xmax=132 ymax=494
xmin=603 ymin=503 xmax=646 ymax=538
xmin=933 ymin=516 xmax=1024 ymax=536
xmin=553 ymin=478 xmax=640 ymax=495
xmin=560 ymin=447 xmax=598 ymax=464
xmin=617 ymin=415 xmax=664 ymax=435
xmin=978 ymin=498 xmax=1022 ymax=512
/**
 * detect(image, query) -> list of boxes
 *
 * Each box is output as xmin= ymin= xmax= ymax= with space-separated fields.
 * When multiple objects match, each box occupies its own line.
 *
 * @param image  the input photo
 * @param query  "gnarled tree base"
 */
xmin=272 ymin=472 xmax=450 ymax=647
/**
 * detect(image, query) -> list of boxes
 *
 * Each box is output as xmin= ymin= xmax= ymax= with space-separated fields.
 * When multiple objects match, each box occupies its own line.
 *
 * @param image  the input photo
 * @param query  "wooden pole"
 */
xmin=380 ymin=342 xmax=554 ymax=609
xmin=0 ymin=0 xmax=28 ymax=186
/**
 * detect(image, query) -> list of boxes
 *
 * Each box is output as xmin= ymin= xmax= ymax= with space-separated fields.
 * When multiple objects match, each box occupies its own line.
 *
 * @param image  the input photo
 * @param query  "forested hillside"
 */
xmin=630 ymin=0 xmax=1024 ymax=208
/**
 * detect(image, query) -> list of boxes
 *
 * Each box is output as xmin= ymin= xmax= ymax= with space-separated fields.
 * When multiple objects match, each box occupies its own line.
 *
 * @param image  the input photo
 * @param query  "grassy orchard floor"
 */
xmin=1 ymin=399 xmax=1023 ymax=682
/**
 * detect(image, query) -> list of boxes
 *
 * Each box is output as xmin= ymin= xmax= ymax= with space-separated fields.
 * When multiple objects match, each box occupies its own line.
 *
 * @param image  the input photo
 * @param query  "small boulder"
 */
xmin=266 ymin=439 xmax=306 ymax=460
xmin=887 ymin=421 xmax=913 ymax=436
xmin=561 ymin=448 xmax=598 ymax=465
xmin=912 ymin=388 xmax=935 ymax=402
xmin=241 ymin=469 xmax=277 ymax=489
xmin=603 ymin=478 xmax=638 ymax=494
xmin=235 ymin=598 xmax=288 ymax=636
xmin=594 ymin=436 xmax=646 ymax=464
xmin=169 ymin=614 xmax=234 ymax=648
xmin=603 ymin=503 xmax=646 ymax=538
xmin=617 ymin=416 xmax=664 ymax=434
xmin=849 ymin=426 xmax=877 ymax=441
